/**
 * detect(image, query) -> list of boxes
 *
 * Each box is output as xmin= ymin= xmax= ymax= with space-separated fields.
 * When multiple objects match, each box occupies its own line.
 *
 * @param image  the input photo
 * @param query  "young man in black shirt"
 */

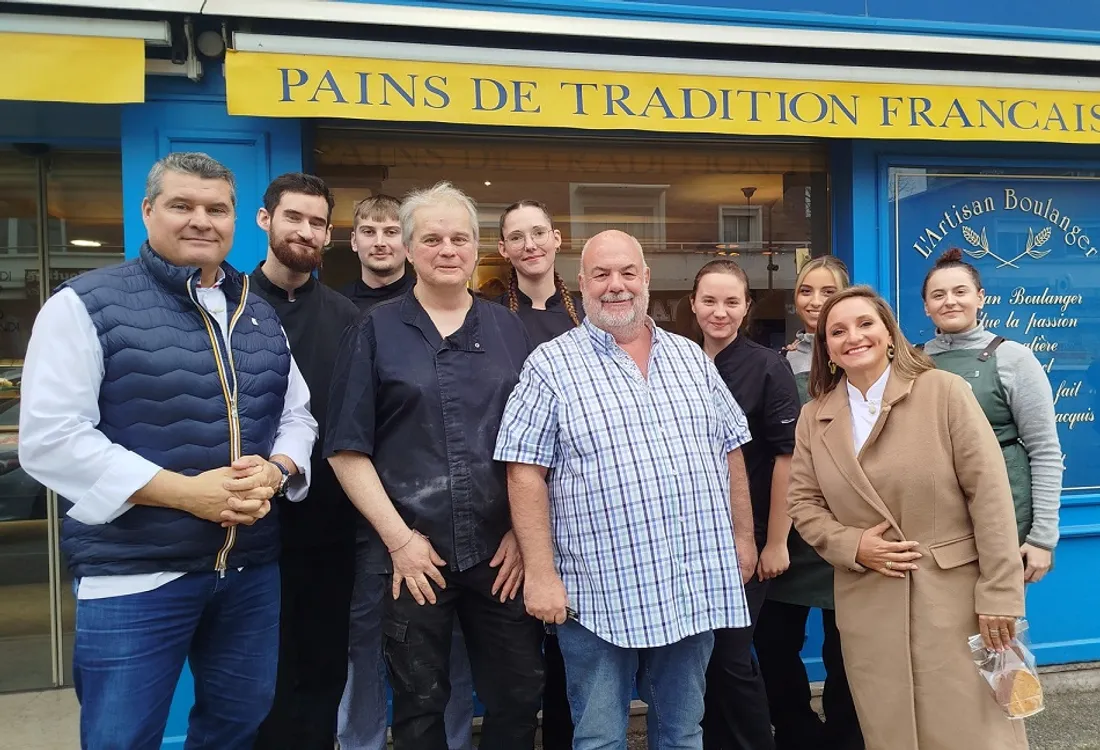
xmin=340 ymin=194 xmax=415 ymax=312
xmin=327 ymin=182 xmax=545 ymax=750
xmin=251 ymin=173 xmax=360 ymax=750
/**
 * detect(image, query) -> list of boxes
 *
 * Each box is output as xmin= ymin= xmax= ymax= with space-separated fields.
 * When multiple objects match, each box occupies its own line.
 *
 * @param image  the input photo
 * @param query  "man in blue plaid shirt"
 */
xmin=494 ymin=229 xmax=756 ymax=749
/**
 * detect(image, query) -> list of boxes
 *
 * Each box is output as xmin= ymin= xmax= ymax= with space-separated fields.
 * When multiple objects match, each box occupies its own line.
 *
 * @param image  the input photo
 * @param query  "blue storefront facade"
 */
xmin=1 ymin=0 xmax=1098 ymax=744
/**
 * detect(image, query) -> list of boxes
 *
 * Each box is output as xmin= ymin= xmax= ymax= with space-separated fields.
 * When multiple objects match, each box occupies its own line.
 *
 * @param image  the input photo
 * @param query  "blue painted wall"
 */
xmin=120 ymin=65 xmax=304 ymax=272
xmin=334 ymin=0 xmax=1100 ymax=41
xmin=119 ymin=66 xmax=303 ymax=749
xmin=837 ymin=138 xmax=1100 ymax=666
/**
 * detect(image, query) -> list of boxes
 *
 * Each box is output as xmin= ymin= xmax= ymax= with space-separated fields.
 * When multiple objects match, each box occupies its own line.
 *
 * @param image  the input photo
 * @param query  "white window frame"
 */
xmin=569 ymin=183 xmax=668 ymax=252
xmin=717 ymin=204 xmax=764 ymax=247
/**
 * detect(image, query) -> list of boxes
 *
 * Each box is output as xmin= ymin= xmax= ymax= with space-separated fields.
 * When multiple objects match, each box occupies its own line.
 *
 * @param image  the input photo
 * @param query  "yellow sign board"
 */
xmin=226 ymin=49 xmax=1100 ymax=144
xmin=0 ymin=32 xmax=145 ymax=104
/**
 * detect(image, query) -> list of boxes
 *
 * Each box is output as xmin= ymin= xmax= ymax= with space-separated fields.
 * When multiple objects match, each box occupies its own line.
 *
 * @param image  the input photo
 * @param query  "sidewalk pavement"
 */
xmin=1 ymin=665 xmax=1097 ymax=750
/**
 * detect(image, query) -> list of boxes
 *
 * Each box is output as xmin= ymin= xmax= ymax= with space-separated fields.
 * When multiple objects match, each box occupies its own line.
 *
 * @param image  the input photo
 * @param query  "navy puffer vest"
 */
xmin=59 ymin=243 xmax=290 ymax=577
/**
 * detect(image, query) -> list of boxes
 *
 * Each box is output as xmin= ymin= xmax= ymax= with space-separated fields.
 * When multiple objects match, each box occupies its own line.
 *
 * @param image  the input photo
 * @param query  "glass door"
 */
xmin=0 ymin=147 xmax=124 ymax=692
xmin=0 ymin=149 xmax=52 ymax=692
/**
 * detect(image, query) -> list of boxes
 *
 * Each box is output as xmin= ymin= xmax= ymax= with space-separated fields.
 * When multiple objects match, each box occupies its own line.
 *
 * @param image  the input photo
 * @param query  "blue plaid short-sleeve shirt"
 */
xmin=494 ymin=319 xmax=752 ymax=648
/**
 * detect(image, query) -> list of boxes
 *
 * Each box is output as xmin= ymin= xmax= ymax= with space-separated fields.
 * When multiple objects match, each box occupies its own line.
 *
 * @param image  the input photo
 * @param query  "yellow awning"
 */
xmin=225 ymin=47 xmax=1100 ymax=145
xmin=1 ymin=32 xmax=145 ymax=104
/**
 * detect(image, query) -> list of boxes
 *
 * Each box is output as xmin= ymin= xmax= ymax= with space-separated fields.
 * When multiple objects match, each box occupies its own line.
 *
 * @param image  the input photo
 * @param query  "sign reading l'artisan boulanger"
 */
xmin=893 ymin=172 xmax=1100 ymax=492
xmin=226 ymin=49 xmax=1100 ymax=144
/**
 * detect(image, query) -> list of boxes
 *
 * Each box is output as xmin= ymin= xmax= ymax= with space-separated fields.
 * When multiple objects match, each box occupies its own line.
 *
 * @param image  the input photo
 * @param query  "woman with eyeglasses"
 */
xmin=493 ymin=200 xmax=583 ymax=750
xmin=495 ymin=201 xmax=583 ymax=343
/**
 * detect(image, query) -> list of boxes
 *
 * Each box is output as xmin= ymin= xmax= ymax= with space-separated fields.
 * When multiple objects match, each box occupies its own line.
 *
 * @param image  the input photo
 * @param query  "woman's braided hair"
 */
xmin=500 ymin=200 xmax=581 ymax=327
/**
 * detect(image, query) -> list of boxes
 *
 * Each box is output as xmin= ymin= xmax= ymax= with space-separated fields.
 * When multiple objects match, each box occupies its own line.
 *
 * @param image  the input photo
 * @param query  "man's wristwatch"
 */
xmin=271 ymin=460 xmax=291 ymax=499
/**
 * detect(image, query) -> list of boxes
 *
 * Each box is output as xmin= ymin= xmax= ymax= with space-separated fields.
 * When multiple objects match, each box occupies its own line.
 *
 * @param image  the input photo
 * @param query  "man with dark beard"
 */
xmin=251 ymin=173 xmax=362 ymax=750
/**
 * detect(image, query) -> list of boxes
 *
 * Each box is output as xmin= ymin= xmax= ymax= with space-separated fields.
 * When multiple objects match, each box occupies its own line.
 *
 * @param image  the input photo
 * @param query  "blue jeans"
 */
xmin=338 ymin=545 xmax=475 ymax=750
xmin=557 ymin=622 xmax=715 ymax=750
xmin=72 ymin=563 xmax=280 ymax=750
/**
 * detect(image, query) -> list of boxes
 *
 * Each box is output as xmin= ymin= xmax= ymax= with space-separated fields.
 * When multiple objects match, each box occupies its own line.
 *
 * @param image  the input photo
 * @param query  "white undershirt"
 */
xmin=847 ymin=366 xmax=891 ymax=454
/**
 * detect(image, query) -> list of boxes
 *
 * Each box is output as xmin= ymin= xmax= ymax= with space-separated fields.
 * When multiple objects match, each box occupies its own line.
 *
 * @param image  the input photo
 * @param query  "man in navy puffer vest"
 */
xmin=18 ymin=152 xmax=318 ymax=750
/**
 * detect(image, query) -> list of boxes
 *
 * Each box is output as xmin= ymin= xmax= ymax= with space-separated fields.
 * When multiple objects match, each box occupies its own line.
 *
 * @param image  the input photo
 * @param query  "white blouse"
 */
xmin=847 ymin=366 xmax=891 ymax=454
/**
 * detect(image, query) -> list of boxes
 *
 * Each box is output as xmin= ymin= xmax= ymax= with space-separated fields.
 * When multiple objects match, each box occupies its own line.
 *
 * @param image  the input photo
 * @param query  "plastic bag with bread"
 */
xmin=967 ymin=618 xmax=1045 ymax=720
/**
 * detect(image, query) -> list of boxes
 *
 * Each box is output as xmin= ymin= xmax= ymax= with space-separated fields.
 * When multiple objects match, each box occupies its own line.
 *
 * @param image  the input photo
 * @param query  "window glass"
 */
xmin=314 ymin=130 xmax=830 ymax=348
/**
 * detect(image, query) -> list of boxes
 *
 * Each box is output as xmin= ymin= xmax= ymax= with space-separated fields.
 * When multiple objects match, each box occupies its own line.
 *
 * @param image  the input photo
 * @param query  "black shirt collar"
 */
xmin=251 ymin=262 xmax=316 ymax=301
xmin=513 ymin=286 xmax=565 ymax=310
xmin=399 ymin=286 xmax=483 ymax=353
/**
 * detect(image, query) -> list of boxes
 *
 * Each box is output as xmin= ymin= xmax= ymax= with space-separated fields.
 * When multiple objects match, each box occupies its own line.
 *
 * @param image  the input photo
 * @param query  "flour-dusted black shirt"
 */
xmin=492 ymin=288 xmax=585 ymax=347
xmin=713 ymin=334 xmax=801 ymax=548
xmin=250 ymin=266 xmax=362 ymax=551
xmin=325 ymin=288 xmax=532 ymax=572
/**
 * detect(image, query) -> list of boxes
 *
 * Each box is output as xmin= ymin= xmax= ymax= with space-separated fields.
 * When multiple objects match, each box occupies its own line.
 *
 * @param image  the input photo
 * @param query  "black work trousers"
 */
xmin=384 ymin=559 xmax=545 ymax=750
xmin=753 ymin=600 xmax=864 ymax=750
xmin=541 ymin=631 xmax=574 ymax=749
xmin=702 ymin=574 xmax=776 ymax=750
xmin=254 ymin=543 xmax=355 ymax=750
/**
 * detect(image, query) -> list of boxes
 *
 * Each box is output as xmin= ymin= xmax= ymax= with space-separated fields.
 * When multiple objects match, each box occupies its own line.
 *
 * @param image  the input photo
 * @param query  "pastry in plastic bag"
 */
xmin=968 ymin=618 xmax=1044 ymax=720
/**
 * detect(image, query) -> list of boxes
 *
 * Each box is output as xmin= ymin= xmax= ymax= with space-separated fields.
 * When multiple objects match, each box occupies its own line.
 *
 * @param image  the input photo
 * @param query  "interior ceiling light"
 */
xmin=70 ymin=239 xmax=102 ymax=247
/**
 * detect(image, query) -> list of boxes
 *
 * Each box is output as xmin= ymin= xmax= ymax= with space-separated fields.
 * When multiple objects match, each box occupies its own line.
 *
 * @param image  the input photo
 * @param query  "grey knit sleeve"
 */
xmin=997 ymin=343 xmax=1064 ymax=549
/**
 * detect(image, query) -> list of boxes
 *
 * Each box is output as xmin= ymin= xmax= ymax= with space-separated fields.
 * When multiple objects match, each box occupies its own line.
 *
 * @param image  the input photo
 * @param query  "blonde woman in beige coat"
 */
xmin=787 ymin=286 xmax=1028 ymax=750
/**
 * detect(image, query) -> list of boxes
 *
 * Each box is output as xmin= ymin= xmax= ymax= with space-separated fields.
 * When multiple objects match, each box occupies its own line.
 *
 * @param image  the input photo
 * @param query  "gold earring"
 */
xmin=828 ymin=361 xmax=837 ymax=375
xmin=887 ymin=344 xmax=896 ymax=360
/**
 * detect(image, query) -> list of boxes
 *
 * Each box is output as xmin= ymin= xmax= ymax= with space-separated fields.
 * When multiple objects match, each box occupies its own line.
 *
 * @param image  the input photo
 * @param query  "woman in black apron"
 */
xmin=691 ymin=259 xmax=800 ymax=750
xmin=921 ymin=248 xmax=1062 ymax=582
xmin=754 ymin=255 xmax=864 ymax=750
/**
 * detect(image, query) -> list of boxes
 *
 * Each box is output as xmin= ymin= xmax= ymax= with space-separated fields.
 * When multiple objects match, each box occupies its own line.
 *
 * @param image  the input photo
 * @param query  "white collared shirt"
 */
xmin=847 ymin=366 xmax=891 ymax=454
xmin=19 ymin=274 xmax=317 ymax=599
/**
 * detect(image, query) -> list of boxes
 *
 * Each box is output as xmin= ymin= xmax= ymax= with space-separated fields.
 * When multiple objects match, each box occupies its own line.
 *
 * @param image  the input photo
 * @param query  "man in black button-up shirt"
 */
xmin=250 ymin=173 xmax=361 ymax=750
xmin=326 ymin=182 xmax=544 ymax=749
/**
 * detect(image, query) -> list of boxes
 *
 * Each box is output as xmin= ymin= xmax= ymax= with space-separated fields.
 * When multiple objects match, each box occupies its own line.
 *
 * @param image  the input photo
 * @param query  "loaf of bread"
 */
xmin=994 ymin=666 xmax=1044 ymax=718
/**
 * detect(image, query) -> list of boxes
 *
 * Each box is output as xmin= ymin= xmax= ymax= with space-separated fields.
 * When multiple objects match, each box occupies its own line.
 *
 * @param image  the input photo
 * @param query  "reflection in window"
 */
xmin=314 ymin=131 xmax=830 ymax=348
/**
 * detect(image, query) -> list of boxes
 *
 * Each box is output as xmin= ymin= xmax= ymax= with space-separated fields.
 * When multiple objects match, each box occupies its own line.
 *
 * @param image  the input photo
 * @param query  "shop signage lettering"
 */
xmin=226 ymin=50 xmax=1100 ymax=144
xmin=894 ymin=174 xmax=1100 ymax=491
xmin=912 ymin=189 xmax=1099 ymax=260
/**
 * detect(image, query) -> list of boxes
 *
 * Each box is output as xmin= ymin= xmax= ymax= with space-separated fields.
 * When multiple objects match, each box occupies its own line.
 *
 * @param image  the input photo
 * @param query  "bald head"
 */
xmin=579 ymin=230 xmax=651 ymax=337
xmin=580 ymin=229 xmax=646 ymax=274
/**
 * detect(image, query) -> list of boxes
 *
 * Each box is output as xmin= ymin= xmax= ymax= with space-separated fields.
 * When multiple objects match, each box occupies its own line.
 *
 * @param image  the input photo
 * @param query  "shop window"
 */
xmin=718 ymin=205 xmax=763 ymax=246
xmin=313 ymin=130 xmax=829 ymax=347
xmin=568 ymin=183 xmax=667 ymax=252
xmin=0 ymin=148 xmax=124 ymax=693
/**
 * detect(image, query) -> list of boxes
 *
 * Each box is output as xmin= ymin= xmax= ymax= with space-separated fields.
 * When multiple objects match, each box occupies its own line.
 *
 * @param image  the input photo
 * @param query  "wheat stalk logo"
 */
xmin=960 ymin=225 xmax=1051 ymax=269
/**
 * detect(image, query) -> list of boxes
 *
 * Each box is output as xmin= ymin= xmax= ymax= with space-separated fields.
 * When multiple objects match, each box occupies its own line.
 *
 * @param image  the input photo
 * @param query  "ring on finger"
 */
xmin=885 ymin=561 xmax=894 ymax=570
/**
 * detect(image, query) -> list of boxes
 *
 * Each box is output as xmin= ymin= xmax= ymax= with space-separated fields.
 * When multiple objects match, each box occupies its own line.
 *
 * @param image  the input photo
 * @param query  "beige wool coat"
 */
xmin=787 ymin=367 xmax=1028 ymax=750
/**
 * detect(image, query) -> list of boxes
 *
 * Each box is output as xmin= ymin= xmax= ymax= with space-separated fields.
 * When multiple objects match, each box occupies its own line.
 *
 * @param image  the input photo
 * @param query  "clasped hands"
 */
xmin=189 ymin=455 xmax=284 ymax=527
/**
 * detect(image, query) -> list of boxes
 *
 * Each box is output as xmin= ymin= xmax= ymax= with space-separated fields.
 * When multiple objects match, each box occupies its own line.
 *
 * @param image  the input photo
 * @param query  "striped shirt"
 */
xmin=494 ymin=318 xmax=752 ymax=648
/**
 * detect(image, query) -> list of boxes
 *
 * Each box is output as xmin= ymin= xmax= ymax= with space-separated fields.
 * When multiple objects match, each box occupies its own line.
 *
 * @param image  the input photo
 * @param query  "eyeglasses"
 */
xmin=503 ymin=227 xmax=553 ymax=250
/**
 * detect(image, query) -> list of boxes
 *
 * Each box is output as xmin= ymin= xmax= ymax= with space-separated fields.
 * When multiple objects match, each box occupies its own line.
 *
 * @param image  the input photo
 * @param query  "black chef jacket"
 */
xmin=250 ymin=265 xmax=362 ymax=551
xmin=339 ymin=264 xmax=415 ymax=314
xmin=492 ymin=287 xmax=584 ymax=347
xmin=713 ymin=334 xmax=801 ymax=549
xmin=325 ymin=288 xmax=532 ymax=572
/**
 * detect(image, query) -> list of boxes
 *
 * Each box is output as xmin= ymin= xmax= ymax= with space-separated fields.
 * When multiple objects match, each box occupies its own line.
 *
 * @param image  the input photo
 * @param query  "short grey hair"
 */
xmin=399 ymin=181 xmax=479 ymax=249
xmin=145 ymin=152 xmax=237 ymax=208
